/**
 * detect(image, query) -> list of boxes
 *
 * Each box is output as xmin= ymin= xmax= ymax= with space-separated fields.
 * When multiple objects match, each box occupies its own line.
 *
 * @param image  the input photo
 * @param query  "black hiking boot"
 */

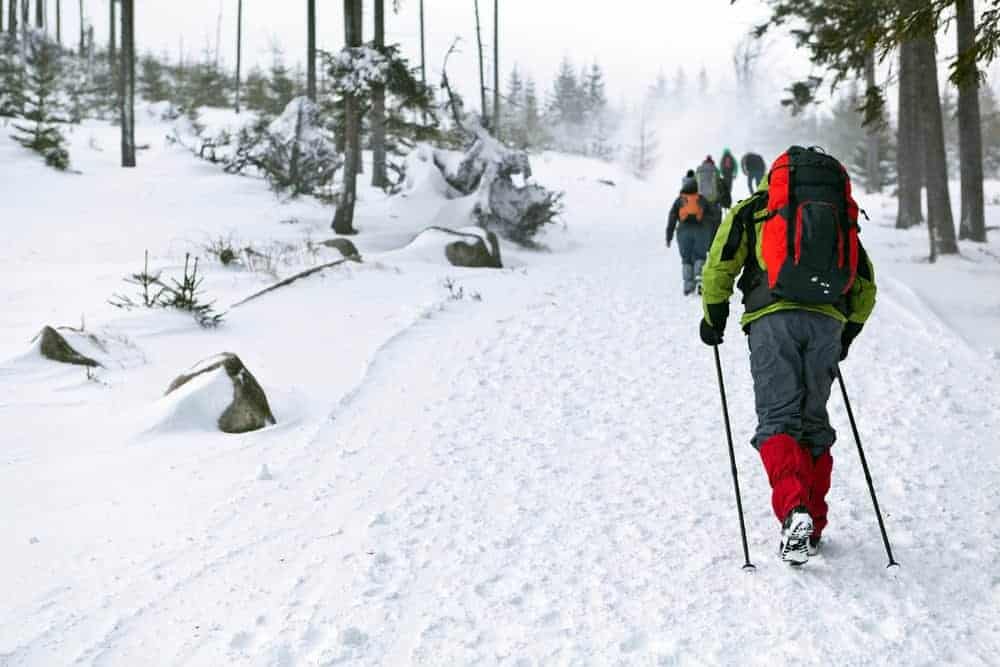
xmin=778 ymin=505 xmax=813 ymax=566
xmin=808 ymin=535 xmax=822 ymax=557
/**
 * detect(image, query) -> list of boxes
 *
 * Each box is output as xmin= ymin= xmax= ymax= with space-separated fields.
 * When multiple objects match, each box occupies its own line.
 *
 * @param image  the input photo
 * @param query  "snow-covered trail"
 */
xmin=5 ymin=182 xmax=999 ymax=665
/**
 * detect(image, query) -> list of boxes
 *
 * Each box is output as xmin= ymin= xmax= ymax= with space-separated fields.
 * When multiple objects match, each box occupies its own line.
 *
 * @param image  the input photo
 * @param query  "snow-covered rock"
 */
xmin=154 ymin=353 xmax=276 ymax=434
xmin=321 ymin=237 xmax=362 ymax=261
xmin=382 ymin=226 xmax=502 ymax=268
xmin=30 ymin=326 xmax=99 ymax=367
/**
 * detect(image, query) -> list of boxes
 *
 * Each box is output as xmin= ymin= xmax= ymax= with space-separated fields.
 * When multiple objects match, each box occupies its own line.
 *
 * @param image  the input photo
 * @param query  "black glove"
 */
xmin=840 ymin=321 xmax=863 ymax=361
xmin=699 ymin=302 xmax=729 ymax=346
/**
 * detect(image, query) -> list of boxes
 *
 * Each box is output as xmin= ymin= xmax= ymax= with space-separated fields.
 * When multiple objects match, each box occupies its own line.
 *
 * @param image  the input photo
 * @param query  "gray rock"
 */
xmin=166 ymin=353 xmax=276 ymax=434
xmin=422 ymin=227 xmax=502 ymax=268
xmin=322 ymin=238 xmax=361 ymax=261
xmin=33 ymin=326 xmax=100 ymax=367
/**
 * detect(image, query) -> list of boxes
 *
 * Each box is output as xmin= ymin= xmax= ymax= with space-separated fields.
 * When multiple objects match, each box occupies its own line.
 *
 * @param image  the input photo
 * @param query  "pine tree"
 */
xmin=138 ymin=52 xmax=171 ymax=102
xmin=979 ymin=82 xmax=1000 ymax=177
xmin=523 ymin=75 xmax=543 ymax=148
xmin=267 ymin=47 xmax=297 ymax=116
xmin=628 ymin=103 xmax=658 ymax=180
xmin=584 ymin=62 xmax=607 ymax=117
xmin=0 ymin=33 xmax=23 ymax=117
xmin=549 ymin=57 xmax=582 ymax=126
xmin=940 ymin=83 xmax=959 ymax=173
xmin=503 ymin=64 xmax=526 ymax=148
xmin=243 ymin=66 xmax=270 ymax=113
xmin=648 ymin=69 xmax=668 ymax=113
xmin=12 ymin=35 xmax=71 ymax=170
xmin=673 ymin=67 xmax=686 ymax=99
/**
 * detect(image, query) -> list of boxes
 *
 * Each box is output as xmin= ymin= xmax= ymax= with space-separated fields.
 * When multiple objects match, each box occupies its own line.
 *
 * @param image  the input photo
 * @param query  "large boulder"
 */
xmin=31 ymin=326 xmax=99 ymax=367
xmin=165 ymin=353 xmax=276 ymax=434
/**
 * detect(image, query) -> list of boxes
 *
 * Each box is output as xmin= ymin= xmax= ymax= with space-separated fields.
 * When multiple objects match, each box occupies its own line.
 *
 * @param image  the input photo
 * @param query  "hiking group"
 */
xmin=668 ymin=146 xmax=879 ymax=567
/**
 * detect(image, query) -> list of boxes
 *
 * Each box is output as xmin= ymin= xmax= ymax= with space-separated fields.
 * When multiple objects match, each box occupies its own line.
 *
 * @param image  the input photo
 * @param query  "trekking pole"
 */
xmin=713 ymin=345 xmax=755 ymax=571
xmin=836 ymin=368 xmax=900 ymax=569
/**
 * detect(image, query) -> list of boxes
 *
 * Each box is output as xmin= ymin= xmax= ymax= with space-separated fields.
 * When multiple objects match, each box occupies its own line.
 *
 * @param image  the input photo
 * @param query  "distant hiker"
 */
xmin=695 ymin=156 xmax=729 ymax=238
xmin=666 ymin=169 xmax=713 ymax=295
xmin=699 ymin=146 xmax=877 ymax=565
xmin=741 ymin=151 xmax=766 ymax=195
xmin=719 ymin=148 xmax=738 ymax=201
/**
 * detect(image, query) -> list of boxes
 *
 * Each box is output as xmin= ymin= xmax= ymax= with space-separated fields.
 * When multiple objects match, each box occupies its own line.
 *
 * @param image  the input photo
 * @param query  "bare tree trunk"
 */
xmin=306 ymin=0 xmax=316 ymax=100
xmin=34 ymin=0 xmax=42 ymax=29
xmin=55 ymin=0 xmax=61 ymax=44
xmin=332 ymin=0 xmax=361 ymax=234
xmin=864 ymin=51 xmax=881 ymax=193
xmin=234 ymin=0 xmax=242 ymax=113
xmin=21 ymin=0 xmax=28 ymax=34
xmin=119 ymin=0 xmax=135 ymax=168
xmin=109 ymin=0 xmax=115 ymax=63
xmin=1 ymin=1 xmax=4 ymax=36
xmin=371 ymin=0 xmax=387 ymax=188
xmin=917 ymin=35 xmax=957 ymax=256
xmin=493 ymin=0 xmax=500 ymax=140
xmin=896 ymin=40 xmax=923 ymax=230
xmin=78 ymin=0 xmax=84 ymax=54
xmin=474 ymin=0 xmax=487 ymax=129
xmin=6 ymin=0 xmax=13 ymax=39
xmin=956 ymin=0 xmax=987 ymax=242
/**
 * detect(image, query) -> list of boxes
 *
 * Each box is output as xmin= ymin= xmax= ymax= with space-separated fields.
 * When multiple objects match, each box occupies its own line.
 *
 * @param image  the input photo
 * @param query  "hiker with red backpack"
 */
xmin=666 ymin=170 xmax=714 ymax=295
xmin=699 ymin=146 xmax=877 ymax=565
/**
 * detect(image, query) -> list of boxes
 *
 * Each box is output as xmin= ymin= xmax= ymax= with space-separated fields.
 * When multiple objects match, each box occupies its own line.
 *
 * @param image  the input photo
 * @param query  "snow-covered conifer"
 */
xmin=11 ymin=34 xmax=71 ymax=170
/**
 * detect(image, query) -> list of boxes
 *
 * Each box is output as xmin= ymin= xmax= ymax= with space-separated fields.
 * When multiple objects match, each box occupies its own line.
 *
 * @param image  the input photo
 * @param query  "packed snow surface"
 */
xmin=1 ymin=112 xmax=999 ymax=665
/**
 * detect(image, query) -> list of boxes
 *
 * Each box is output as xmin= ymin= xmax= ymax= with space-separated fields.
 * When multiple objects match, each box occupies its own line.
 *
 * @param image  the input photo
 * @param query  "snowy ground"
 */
xmin=1 ymin=111 xmax=999 ymax=665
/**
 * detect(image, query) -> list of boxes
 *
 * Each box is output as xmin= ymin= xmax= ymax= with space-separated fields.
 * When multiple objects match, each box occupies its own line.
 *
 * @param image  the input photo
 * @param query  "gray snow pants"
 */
xmin=748 ymin=310 xmax=843 ymax=457
xmin=676 ymin=223 xmax=714 ymax=292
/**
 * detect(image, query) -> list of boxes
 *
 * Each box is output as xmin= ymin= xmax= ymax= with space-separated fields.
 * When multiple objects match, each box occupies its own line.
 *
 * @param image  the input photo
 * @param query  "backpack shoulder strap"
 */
xmin=720 ymin=191 xmax=766 ymax=262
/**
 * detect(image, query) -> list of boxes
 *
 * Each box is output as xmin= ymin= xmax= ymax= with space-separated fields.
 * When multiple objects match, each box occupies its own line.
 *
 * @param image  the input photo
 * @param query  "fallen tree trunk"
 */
xmin=230 ymin=258 xmax=353 ymax=309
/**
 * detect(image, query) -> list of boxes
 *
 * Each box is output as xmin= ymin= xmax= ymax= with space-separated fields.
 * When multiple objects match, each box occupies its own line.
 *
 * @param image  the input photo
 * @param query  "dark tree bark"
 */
xmin=332 ymin=0 xmax=362 ymax=234
xmin=371 ymin=0 xmax=387 ymax=188
xmin=109 ymin=0 xmax=116 ymax=63
xmin=55 ymin=0 xmax=61 ymax=44
xmin=956 ymin=0 xmax=987 ymax=242
xmin=21 ymin=0 xmax=28 ymax=33
xmin=917 ymin=35 xmax=957 ymax=256
xmin=119 ymin=0 xmax=135 ymax=168
xmin=5 ymin=0 xmax=12 ymax=39
xmin=234 ymin=0 xmax=242 ymax=112
xmin=896 ymin=40 xmax=924 ymax=230
xmin=474 ymin=0 xmax=487 ymax=129
xmin=35 ymin=0 xmax=42 ymax=29
xmin=493 ymin=0 xmax=500 ymax=140
xmin=306 ymin=0 xmax=316 ymax=100
xmin=78 ymin=0 xmax=84 ymax=55
xmin=864 ymin=51 xmax=880 ymax=193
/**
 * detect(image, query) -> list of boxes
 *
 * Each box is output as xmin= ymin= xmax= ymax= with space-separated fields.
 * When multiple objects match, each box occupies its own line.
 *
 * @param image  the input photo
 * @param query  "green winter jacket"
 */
xmin=701 ymin=178 xmax=877 ymax=329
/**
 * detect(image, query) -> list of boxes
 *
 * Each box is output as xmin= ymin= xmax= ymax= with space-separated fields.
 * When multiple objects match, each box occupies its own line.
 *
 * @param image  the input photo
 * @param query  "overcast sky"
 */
xmin=46 ymin=0 xmax=788 ymax=102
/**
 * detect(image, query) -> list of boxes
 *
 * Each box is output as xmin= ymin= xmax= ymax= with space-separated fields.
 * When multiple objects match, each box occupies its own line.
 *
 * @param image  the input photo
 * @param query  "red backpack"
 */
xmin=762 ymin=146 xmax=860 ymax=305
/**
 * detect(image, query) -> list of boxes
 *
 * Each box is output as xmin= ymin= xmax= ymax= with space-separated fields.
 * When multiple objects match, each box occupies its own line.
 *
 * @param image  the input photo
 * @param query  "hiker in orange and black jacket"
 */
xmin=666 ymin=170 xmax=714 ymax=295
